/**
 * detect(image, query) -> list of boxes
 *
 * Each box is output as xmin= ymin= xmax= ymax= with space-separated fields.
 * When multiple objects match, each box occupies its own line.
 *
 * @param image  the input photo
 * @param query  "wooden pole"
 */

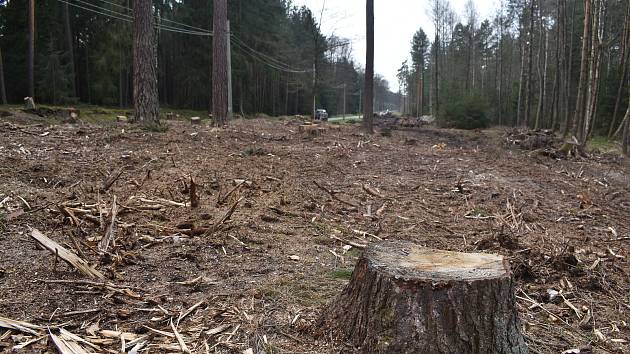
xmin=0 ymin=47 xmax=7 ymax=104
xmin=363 ymin=0 xmax=374 ymax=133
xmin=28 ymin=0 xmax=35 ymax=98
xmin=212 ymin=0 xmax=229 ymax=126
xmin=227 ymin=20 xmax=233 ymax=120
xmin=343 ymin=83 xmax=346 ymax=120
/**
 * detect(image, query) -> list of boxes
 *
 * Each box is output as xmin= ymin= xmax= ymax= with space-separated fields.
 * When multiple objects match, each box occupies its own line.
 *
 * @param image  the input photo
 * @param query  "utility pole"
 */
xmin=363 ymin=0 xmax=375 ymax=133
xmin=312 ymin=63 xmax=316 ymax=119
xmin=359 ymin=89 xmax=362 ymax=119
xmin=227 ymin=20 xmax=233 ymax=120
xmin=343 ymin=83 xmax=346 ymax=120
xmin=212 ymin=0 xmax=229 ymax=126
xmin=28 ymin=0 xmax=35 ymax=98
xmin=0 ymin=48 xmax=7 ymax=104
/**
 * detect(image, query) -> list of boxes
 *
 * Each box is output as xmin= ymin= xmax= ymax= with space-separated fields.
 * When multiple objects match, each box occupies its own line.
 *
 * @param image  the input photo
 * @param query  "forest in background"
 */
xmin=0 ymin=0 xmax=398 ymax=116
xmin=398 ymin=0 xmax=630 ymax=146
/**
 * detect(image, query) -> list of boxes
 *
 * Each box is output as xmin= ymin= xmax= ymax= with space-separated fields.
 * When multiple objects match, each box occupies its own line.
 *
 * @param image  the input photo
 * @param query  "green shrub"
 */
xmin=438 ymin=95 xmax=489 ymax=130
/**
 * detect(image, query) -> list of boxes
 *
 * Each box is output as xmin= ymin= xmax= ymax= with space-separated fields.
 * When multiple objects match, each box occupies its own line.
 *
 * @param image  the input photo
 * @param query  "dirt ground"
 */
xmin=0 ymin=111 xmax=629 ymax=353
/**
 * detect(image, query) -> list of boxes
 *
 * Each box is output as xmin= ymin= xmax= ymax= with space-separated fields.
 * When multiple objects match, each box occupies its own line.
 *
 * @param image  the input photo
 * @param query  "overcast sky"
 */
xmin=292 ymin=0 xmax=500 ymax=91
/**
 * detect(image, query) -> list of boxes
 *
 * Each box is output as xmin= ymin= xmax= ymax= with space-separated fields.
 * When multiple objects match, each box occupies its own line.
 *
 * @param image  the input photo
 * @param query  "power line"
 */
xmin=58 ymin=0 xmax=212 ymax=36
xmin=231 ymin=34 xmax=312 ymax=73
xmin=59 ymin=0 xmax=312 ymax=74
xmin=93 ymin=0 xmax=213 ymax=34
xmin=231 ymin=39 xmax=311 ymax=74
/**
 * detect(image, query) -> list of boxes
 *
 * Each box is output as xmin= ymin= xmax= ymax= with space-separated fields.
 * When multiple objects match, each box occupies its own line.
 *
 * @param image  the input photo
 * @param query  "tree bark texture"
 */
xmin=28 ymin=0 xmax=35 ymax=98
xmin=212 ymin=0 xmax=229 ymax=126
xmin=363 ymin=0 xmax=374 ymax=134
xmin=133 ymin=0 xmax=160 ymax=128
xmin=317 ymin=241 xmax=529 ymax=354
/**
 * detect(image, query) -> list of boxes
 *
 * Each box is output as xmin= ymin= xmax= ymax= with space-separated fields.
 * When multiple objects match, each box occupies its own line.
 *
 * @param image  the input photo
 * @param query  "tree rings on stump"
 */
xmin=317 ymin=240 xmax=528 ymax=354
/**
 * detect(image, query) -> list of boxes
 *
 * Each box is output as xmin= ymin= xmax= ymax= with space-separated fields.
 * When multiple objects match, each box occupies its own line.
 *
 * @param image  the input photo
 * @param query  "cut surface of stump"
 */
xmin=317 ymin=241 xmax=528 ymax=354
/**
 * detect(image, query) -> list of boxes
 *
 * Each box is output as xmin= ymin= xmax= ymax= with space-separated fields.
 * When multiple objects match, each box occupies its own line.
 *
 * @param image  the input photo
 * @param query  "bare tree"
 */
xmin=212 ymin=0 xmax=229 ymax=126
xmin=608 ymin=0 xmax=630 ymax=138
xmin=28 ymin=0 xmax=35 ymax=98
xmin=363 ymin=0 xmax=374 ymax=134
xmin=133 ymin=0 xmax=160 ymax=128
xmin=571 ymin=0 xmax=592 ymax=138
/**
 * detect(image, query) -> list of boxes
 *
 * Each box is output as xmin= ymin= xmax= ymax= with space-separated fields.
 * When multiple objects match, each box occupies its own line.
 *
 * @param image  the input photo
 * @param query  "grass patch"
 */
xmin=329 ymin=268 xmax=354 ymax=280
xmin=588 ymin=136 xmax=620 ymax=153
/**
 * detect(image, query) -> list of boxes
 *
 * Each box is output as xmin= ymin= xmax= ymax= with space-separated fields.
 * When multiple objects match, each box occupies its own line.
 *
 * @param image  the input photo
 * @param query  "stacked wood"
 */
xmin=317 ymin=240 xmax=528 ymax=354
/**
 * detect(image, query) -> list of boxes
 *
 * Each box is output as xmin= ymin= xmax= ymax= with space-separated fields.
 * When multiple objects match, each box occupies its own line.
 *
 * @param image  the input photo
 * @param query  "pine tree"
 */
xmin=133 ymin=0 xmax=160 ymax=129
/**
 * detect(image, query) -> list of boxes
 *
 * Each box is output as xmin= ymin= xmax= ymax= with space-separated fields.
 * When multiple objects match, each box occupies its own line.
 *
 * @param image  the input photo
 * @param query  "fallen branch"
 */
xmin=208 ymin=197 xmax=244 ymax=235
xmin=101 ymin=167 xmax=124 ymax=192
xmin=0 ymin=316 xmax=41 ymax=335
xmin=30 ymin=228 xmax=105 ymax=279
xmin=217 ymin=180 xmax=245 ymax=206
xmin=313 ymin=181 xmax=359 ymax=208
xmin=331 ymin=235 xmax=367 ymax=249
xmin=362 ymin=184 xmax=384 ymax=198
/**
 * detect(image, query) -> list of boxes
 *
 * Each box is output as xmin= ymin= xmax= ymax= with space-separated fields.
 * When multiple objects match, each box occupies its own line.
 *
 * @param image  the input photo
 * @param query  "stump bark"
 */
xmin=317 ymin=241 xmax=528 ymax=354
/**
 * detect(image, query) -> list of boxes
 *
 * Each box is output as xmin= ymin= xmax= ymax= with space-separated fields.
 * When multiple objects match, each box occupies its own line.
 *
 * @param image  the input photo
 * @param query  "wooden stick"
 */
xmin=99 ymin=196 xmax=118 ymax=252
xmin=313 ymin=181 xmax=359 ymax=208
xmin=190 ymin=177 xmax=200 ymax=208
xmin=101 ymin=167 xmax=124 ymax=191
xmin=30 ymin=229 xmax=105 ymax=279
xmin=217 ymin=180 xmax=245 ymax=205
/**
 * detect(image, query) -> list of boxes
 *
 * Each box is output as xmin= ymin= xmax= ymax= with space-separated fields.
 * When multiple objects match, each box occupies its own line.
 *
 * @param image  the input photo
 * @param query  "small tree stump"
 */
xmin=24 ymin=97 xmax=36 ymax=110
xmin=317 ymin=241 xmax=528 ymax=354
xmin=191 ymin=116 xmax=201 ymax=125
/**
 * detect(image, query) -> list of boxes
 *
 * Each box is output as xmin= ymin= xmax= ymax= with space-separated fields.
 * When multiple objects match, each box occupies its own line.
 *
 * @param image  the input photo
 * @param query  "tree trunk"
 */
xmin=535 ymin=22 xmax=547 ymax=130
xmin=0 ymin=47 xmax=7 ymax=104
xmin=28 ymin=0 xmax=35 ymax=98
xmin=608 ymin=0 xmax=630 ymax=138
xmin=623 ymin=96 xmax=630 ymax=155
xmin=524 ymin=0 xmax=535 ymax=127
xmin=62 ymin=2 xmax=77 ymax=98
xmin=581 ymin=0 xmax=604 ymax=145
xmin=562 ymin=0 xmax=576 ymax=136
xmin=363 ymin=0 xmax=374 ymax=134
xmin=317 ymin=241 xmax=528 ymax=354
xmin=212 ymin=0 xmax=229 ymax=126
xmin=133 ymin=0 xmax=160 ymax=128
xmin=571 ymin=0 xmax=592 ymax=138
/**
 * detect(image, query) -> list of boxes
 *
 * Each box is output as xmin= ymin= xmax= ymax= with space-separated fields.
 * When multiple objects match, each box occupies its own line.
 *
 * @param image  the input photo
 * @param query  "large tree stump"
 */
xmin=317 ymin=241 xmax=528 ymax=354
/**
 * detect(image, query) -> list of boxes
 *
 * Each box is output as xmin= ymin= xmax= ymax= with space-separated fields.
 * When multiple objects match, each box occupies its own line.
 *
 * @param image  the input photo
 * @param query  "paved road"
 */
xmin=328 ymin=115 xmax=362 ymax=122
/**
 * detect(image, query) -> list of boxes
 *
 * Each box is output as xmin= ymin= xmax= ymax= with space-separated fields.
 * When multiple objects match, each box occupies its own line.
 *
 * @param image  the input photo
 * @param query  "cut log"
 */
xmin=191 ymin=116 xmax=201 ymax=125
xmin=116 ymin=115 xmax=128 ymax=123
xmin=317 ymin=240 xmax=528 ymax=354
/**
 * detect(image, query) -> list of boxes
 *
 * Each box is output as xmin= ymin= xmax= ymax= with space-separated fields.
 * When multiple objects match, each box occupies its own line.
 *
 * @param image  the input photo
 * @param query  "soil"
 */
xmin=0 ymin=111 xmax=629 ymax=353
